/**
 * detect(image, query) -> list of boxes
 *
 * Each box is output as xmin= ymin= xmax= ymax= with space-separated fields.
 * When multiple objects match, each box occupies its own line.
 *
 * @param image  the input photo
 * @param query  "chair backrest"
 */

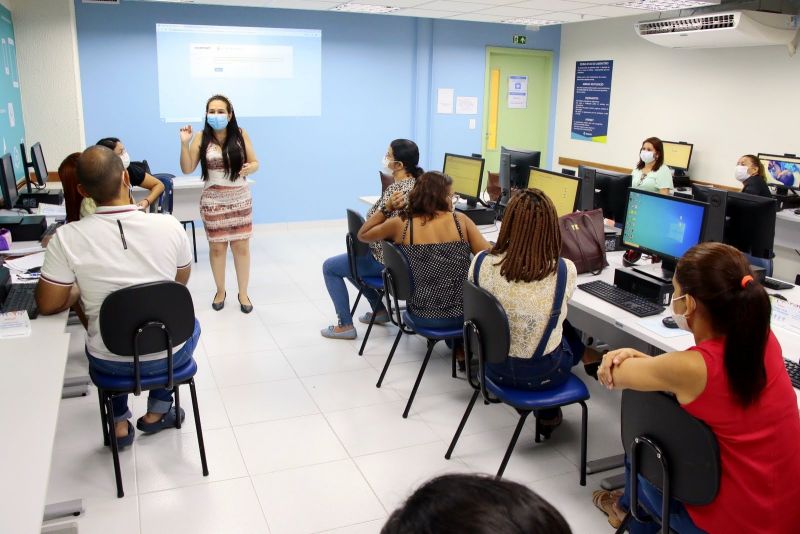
xmin=486 ymin=172 xmax=501 ymax=202
xmin=381 ymin=241 xmax=413 ymax=301
xmin=99 ymin=281 xmax=195 ymax=357
xmin=346 ymin=209 xmax=370 ymax=258
xmin=152 ymin=173 xmax=175 ymax=214
xmin=463 ymin=280 xmax=510 ymax=365
xmin=621 ymin=390 xmax=720 ymax=506
xmin=380 ymin=171 xmax=394 ymax=193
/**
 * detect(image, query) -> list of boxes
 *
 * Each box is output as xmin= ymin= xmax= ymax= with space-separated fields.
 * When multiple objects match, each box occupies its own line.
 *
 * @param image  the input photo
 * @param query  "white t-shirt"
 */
xmin=40 ymin=205 xmax=193 ymax=362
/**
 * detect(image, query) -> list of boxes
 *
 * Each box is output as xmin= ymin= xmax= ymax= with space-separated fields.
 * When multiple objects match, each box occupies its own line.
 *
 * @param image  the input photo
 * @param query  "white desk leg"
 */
xmin=43 ymin=499 xmax=84 ymax=522
xmin=62 ymin=376 xmax=90 ymax=399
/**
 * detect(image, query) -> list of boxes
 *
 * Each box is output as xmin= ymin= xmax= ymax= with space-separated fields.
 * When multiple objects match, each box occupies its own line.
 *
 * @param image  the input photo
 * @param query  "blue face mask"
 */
xmin=207 ymin=113 xmax=229 ymax=131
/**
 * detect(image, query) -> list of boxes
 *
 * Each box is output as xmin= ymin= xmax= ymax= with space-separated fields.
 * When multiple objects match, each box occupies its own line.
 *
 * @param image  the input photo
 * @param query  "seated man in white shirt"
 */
xmin=36 ymin=145 xmax=200 ymax=448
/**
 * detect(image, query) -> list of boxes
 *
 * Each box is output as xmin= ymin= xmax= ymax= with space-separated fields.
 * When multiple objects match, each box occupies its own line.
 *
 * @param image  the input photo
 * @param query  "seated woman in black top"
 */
xmin=358 ymin=171 xmax=490 ymax=365
xmin=736 ymin=154 xmax=772 ymax=198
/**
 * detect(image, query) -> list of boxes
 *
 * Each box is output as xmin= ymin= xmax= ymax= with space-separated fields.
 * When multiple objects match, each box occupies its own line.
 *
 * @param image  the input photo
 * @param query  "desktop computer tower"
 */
xmin=701 ymin=189 xmax=727 ymax=243
xmin=579 ymin=168 xmax=596 ymax=212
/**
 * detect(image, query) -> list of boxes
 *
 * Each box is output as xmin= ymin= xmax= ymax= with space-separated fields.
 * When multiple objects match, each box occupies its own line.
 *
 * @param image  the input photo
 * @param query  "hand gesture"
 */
xmin=597 ymin=348 xmax=645 ymax=389
xmin=386 ymin=191 xmax=406 ymax=212
xmin=179 ymin=125 xmax=193 ymax=145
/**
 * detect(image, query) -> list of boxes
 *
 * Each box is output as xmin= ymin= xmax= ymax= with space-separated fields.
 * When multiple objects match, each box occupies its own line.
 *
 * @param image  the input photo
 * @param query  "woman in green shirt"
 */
xmin=631 ymin=137 xmax=672 ymax=194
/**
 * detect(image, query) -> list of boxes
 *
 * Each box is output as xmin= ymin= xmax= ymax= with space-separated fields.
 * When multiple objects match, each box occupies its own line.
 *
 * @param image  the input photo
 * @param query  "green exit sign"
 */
xmin=513 ymin=35 xmax=527 ymax=45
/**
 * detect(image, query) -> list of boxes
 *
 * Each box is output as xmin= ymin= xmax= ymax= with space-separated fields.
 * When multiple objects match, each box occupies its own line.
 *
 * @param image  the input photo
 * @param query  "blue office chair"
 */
xmin=92 ymin=281 xmax=209 ymax=498
xmin=615 ymin=390 xmax=720 ymax=533
xmin=345 ymin=209 xmax=384 ymax=356
xmin=377 ymin=241 xmax=462 ymax=418
xmin=152 ymin=173 xmax=197 ymax=263
xmin=745 ymin=253 xmax=773 ymax=277
xmin=445 ymin=281 xmax=590 ymax=483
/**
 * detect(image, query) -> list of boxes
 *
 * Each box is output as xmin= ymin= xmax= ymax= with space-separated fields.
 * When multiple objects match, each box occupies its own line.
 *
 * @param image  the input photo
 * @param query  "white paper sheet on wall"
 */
xmin=437 ymin=88 xmax=454 ymax=114
xmin=455 ymin=96 xmax=478 ymax=115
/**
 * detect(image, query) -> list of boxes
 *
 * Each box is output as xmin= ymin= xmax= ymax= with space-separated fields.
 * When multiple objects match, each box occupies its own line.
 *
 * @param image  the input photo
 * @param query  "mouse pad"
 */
xmin=638 ymin=317 xmax=695 ymax=339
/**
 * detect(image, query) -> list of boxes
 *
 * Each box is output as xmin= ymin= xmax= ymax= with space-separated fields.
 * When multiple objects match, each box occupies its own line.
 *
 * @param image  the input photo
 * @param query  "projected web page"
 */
xmin=156 ymin=24 xmax=321 ymax=122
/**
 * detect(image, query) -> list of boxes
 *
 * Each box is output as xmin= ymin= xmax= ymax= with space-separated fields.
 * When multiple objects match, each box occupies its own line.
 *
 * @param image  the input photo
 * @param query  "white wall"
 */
xmin=553 ymin=14 xmax=800 ymax=187
xmin=10 ymin=0 xmax=84 ymax=168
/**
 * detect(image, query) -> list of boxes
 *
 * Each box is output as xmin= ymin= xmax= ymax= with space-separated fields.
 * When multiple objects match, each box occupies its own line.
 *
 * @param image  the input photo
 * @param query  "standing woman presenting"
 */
xmin=179 ymin=94 xmax=259 ymax=313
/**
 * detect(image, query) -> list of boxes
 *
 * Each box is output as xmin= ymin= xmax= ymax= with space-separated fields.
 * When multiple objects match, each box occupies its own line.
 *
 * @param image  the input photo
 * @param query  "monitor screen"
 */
xmin=501 ymin=146 xmax=540 ymax=189
xmin=443 ymin=153 xmax=484 ymax=200
xmin=759 ymin=153 xmax=800 ymax=187
xmin=1 ymin=154 xmax=18 ymax=208
xmin=623 ymin=190 xmax=706 ymax=262
xmin=528 ymin=168 xmax=580 ymax=217
xmin=661 ymin=141 xmax=693 ymax=171
xmin=30 ymin=142 xmax=47 ymax=186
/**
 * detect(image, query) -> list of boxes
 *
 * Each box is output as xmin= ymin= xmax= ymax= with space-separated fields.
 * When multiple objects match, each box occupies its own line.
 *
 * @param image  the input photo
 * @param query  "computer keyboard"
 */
xmin=785 ymin=359 xmax=800 ymax=389
xmin=763 ymin=277 xmax=794 ymax=291
xmin=1 ymin=284 xmax=39 ymax=319
xmin=578 ymin=280 xmax=665 ymax=318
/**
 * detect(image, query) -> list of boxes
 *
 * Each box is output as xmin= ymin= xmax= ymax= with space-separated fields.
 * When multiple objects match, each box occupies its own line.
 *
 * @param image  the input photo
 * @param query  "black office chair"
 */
xmin=345 ymin=209 xmax=385 ymax=355
xmin=92 ymin=281 xmax=209 ymax=497
xmin=152 ymin=172 xmax=197 ymax=263
xmin=615 ymin=390 xmax=720 ymax=533
xmin=445 ymin=281 xmax=590 ymax=482
xmin=377 ymin=241 xmax=462 ymax=418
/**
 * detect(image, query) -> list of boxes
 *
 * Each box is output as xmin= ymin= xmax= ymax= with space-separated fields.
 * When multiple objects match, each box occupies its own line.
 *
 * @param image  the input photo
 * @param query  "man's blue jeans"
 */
xmin=87 ymin=320 xmax=201 ymax=422
xmin=322 ymin=252 xmax=385 ymax=326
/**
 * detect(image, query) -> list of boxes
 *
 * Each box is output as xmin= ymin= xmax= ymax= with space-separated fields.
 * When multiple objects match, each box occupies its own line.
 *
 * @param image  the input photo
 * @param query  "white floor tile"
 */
xmin=252 ymin=459 xmax=385 ymax=534
xmin=135 ymin=426 xmax=247 ymax=494
xmin=194 ymin=301 xmax=268 ymax=333
xmin=377 ymin=356 xmax=468 ymax=402
xmin=207 ymin=348 xmax=296 ymax=388
xmin=130 ymin=385 xmax=232 ymax=435
xmin=301 ymin=368 xmax=401 ymax=413
xmin=281 ymin=341 xmax=373 ymax=378
xmin=527 ymin=471 xmax=612 ymax=534
xmin=139 ymin=478 xmax=270 ymax=534
xmin=319 ymin=519 xmax=386 ymax=534
xmin=234 ymin=414 xmax=348 ymax=475
xmin=201 ymin=325 xmax=278 ymax=356
xmin=44 ymin=496 xmax=140 ymax=534
xmin=220 ymin=378 xmax=319 ymax=426
xmin=354 ymin=442 xmax=470 ymax=512
xmin=325 ymin=401 xmax=442 ymax=457
xmin=256 ymin=300 xmax=327 ymax=325
xmin=411 ymin=389 xmax=521 ymax=442
xmin=47 ymin=441 xmax=138 ymax=502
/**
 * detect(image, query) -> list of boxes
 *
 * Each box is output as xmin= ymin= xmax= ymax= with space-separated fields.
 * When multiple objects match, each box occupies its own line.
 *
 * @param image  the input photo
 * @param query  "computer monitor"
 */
xmin=579 ymin=165 xmax=632 ymax=225
xmin=498 ymin=151 xmax=511 ymax=207
xmin=661 ymin=141 xmax=693 ymax=172
xmin=501 ymin=146 xmax=540 ymax=189
xmin=0 ymin=153 xmax=19 ymax=209
xmin=725 ymin=191 xmax=777 ymax=260
xmin=30 ymin=142 xmax=48 ymax=187
xmin=622 ymin=189 xmax=707 ymax=280
xmin=759 ymin=153 xmax=800 ymax=188
xmin=528 ymin=167 xmax=580 ymax=217
xmin=443 ymin=153 xmax=485 ymax=207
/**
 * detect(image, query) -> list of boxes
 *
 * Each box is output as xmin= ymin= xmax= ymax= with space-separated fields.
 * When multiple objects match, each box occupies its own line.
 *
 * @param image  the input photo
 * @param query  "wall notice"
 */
xmin=570 ymin=60 xmax=613 ymax=143
xmin=507 ymin=75 xmax=528 ymax=109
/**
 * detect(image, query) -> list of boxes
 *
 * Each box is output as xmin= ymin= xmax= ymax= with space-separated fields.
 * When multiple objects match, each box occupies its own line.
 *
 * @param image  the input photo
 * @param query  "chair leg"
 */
xmin=445 ymin=389 xmax=480 ymax=459
xmin=614 ymin=513 xmax=631 ymax=533
xmin=358 ymin=304 xmax=377 ymax=356
xmin=376 ymin=330 xmax=403 ymax=388
xmin=451 ymin=344 xmax=457 ymax=378
xmin=402 ymin=340 xmax=436 ymax=419
xmin=534 ymin=414 xmax=542 ymax=443
xmin=191 ymin=221 xmax=197 ymax=263
xmin=579 ymin=400 xmax=588 ymax=487
xmin=189 ymin=379 xmax=210 ymax=476
xmin=97 ymin=388 xmax=110 ymax=447
xmin=496 ymin=411 xmax=531 ymax=479
xmin=105 ymin=396 xmax=124 ymax=498
xmin=350 ymin=289 xmax=363 ymax=317
xmin=174 ymin=386 xmax=182 ymax=430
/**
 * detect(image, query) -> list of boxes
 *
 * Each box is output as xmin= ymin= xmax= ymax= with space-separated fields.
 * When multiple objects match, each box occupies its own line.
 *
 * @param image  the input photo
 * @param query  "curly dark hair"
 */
xmin=406 ymin=171 xmax=452 ymax=223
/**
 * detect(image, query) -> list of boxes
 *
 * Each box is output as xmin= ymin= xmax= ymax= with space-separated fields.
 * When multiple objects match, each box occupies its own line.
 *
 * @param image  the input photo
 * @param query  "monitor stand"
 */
xmin=455 ymin=199 xmax=496 ymax=225
xmin=633 ymin=259 xmax=676 ymax=284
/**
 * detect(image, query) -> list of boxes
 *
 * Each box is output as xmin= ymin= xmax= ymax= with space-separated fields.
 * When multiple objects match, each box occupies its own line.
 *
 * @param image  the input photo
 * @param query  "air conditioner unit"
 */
xmin=635 ymin=10 xmax=799 ymax=50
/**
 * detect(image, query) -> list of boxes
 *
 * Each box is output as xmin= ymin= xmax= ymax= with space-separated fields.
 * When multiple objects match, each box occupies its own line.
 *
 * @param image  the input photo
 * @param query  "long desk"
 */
xmin=0 ymin=311 xmax=71 ymax=534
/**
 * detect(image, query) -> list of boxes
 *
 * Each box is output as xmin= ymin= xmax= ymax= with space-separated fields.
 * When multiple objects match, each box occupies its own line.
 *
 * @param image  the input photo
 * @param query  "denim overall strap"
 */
xmin=529 ymin=258 xmax=567 ymax=359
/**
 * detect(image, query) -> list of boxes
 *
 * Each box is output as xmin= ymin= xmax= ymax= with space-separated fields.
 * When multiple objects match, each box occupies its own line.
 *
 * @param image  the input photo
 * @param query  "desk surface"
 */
xmin=0 ymin=311 xmax=70 ymax=534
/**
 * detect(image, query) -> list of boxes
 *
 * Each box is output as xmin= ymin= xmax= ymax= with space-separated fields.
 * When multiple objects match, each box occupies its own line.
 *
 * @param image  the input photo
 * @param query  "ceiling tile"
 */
xmin=269 ymin=0 xmax=341 ymax=8
xmin=541 ymin=10 xmax=606 ymax=21
xmin=445 ymin=12 xmax=511 ymax=22
xmin=414 ymin=1 xmax=495 ymax=12
xmin=571 ymin=4 xmax=645 ymax=16
xmin=511 ymin=0 xmax=595 ymax=11
xmin=472 ymin=5 xmax=549 ymax=17
xmin=331 ymin=0 xmax=428 ymax=8
xmin=393 ymin=7 xmax=466 ymax=17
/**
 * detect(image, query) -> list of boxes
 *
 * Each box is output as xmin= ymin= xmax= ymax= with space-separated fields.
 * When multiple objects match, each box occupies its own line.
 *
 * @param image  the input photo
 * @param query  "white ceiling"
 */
xmin=137 ymin=0 xmax=689 ymax=25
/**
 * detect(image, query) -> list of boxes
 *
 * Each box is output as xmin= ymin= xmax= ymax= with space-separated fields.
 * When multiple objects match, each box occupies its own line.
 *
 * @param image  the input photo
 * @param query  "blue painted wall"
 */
xmin=74 ymin=1 xmax=560 ymax=223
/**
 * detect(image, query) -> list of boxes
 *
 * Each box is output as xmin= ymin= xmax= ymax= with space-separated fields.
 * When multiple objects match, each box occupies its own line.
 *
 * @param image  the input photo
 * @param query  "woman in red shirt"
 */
xmin=594 ymin=242 xmax=800 ymax=533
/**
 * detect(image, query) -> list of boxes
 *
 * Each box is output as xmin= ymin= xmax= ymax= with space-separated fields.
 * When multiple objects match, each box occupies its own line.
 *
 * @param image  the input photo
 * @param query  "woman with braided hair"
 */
xmin=468 ymin=188 xmax=592 ymax=437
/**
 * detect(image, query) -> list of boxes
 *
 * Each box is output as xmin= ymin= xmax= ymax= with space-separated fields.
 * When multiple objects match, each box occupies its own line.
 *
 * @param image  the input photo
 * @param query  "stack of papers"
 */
xmin=0 ymin=311 xmax=31 ymax=338
xmin=771 ymin=297 xmax=800 ymax=336
xmin=4 ymin=251 xmax=45 ymax=272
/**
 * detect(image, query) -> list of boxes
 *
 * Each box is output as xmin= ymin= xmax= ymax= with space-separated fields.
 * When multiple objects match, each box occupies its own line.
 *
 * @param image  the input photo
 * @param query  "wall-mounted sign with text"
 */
xmin=570 ymin=60 xmax=613 ymax=144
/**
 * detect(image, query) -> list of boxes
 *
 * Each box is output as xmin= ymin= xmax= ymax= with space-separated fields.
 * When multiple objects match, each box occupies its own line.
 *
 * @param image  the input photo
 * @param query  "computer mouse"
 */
xmin=662 ymin=316 xmax=679 ymax=329
xmin=771 ymin=293 xmax=788 ymax=301
xmin=794 ymin=209 xmax=800 ymax=215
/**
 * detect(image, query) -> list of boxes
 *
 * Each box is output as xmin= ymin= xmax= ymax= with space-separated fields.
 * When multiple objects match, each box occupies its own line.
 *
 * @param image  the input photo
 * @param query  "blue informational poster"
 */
xmin=570 ymin=60 xmax=613 ymax=144
xmin=0 ymin=4 xmax=24 ymax=180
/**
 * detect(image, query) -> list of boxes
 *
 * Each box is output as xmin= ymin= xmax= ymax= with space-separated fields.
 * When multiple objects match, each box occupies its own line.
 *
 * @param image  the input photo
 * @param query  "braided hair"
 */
xmin=491 ymin=189 xmax=561 ymax=283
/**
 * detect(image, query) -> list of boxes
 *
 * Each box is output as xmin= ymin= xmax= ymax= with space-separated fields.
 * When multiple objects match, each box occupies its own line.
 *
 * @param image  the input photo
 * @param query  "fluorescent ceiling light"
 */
xmin=501 ymin=17 xmax=561 ymax=26
xmin=614 ymin=0 xmax=719 ymax=10
xmin=331 ymin=2 xmax=400 ymax=13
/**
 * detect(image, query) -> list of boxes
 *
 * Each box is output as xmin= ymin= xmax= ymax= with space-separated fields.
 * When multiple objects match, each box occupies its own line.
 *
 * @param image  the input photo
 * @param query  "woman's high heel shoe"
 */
xmin=212 ymin=291 xmax=226 ymax=311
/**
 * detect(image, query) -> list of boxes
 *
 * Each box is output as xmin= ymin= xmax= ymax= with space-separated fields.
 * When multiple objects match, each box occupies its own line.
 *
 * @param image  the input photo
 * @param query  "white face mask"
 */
xmin=640 ymin=150 xmax=655 ymax=164
xmin=382 ymin=156 xmax=396 ymax=175
xmin=120 ymin=151 xmax=130 ymax=169
xmin=735 ymin=165 xmax=750 ymax=182
xmin=670 ymin=294 xmax=691 ymax=332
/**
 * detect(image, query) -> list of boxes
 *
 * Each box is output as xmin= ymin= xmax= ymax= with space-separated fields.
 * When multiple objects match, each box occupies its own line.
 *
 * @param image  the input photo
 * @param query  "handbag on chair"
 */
xmin=558 ymin=209 xmax=608 ymax=275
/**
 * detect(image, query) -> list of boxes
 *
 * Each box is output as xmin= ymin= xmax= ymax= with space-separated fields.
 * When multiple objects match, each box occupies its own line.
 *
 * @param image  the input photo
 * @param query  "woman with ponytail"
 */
xmin=593 ymin=242 xmax=800 ymax=533
xmin=736 ymin=154 xmax=771 ymax=198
